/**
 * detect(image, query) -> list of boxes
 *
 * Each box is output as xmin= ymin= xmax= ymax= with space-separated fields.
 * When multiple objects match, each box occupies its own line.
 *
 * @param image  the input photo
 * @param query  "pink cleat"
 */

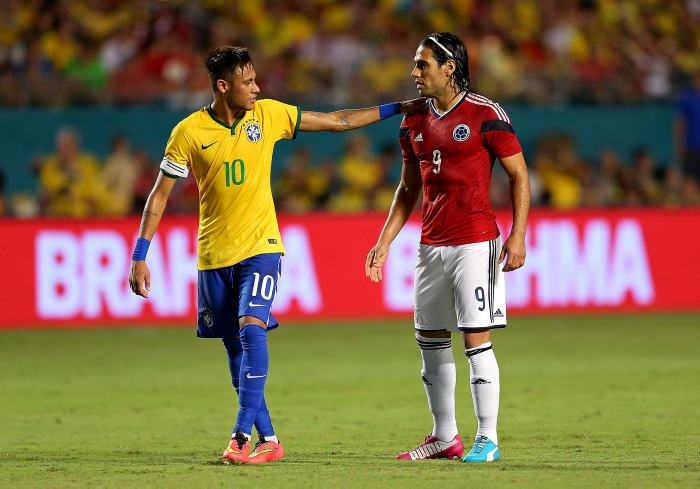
xmin=396 ymin=434 xmax=464 ymax=460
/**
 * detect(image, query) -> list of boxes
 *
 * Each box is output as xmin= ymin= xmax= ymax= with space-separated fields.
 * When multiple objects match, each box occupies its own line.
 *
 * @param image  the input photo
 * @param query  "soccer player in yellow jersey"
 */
xmin=128 ymin=46 xmax=422 ymax=465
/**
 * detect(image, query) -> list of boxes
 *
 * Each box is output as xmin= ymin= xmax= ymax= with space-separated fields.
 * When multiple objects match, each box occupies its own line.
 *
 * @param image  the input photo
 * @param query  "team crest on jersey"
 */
xmin=453 ymin=124 xmax=471 ymax=142
xmin=243 ymin=120 xmax=262 ymax=143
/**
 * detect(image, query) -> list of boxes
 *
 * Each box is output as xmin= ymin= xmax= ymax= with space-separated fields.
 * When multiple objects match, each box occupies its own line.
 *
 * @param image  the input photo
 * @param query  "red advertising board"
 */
xmin=0 ymin=209 xmax=698 ymax=328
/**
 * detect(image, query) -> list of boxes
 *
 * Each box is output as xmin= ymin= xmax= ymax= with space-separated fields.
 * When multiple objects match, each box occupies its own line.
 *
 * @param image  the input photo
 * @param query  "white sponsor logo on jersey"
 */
xmin=414 ymin=133 xmax=423 ymax=142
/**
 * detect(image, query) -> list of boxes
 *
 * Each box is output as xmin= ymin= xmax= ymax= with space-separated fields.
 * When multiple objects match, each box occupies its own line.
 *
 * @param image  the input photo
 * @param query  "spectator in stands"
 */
xmin=676 ymin=71 xmax=700 ymax=182
xmin=583 ymin=149 xmax=623 ymax=207
xmin=660 ymin=166 xmax=684 ymax=207
xmin=369 ymin=143 xmax=400 ymax=211
xmin=276 ymin=148 xmax=331 ymax=213
xmin=680 ymin=179 xmax=700 ymax=206
xmin=534 ymin=134 xmax=584 ymax=209
xmin=328 ymin=134 xmax=380 ymax=212
xmin=130 ymin=149 xmax=158 ymax=215
xmin=37 ymin=126 xmax=105 ymax=218
xmin=101 ymin=134 xmax=139 ymax=217
xmin=63 ymin=40 xmax=108 ymax=102
xmin=630 ymin=148 xmax=662 ymax=205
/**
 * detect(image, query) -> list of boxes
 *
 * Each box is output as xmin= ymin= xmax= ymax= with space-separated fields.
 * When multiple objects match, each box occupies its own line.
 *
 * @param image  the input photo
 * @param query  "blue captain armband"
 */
xmin=379 ymin=102 xmax=401 ymax=120
xmin=132 ymin=237 xmax=150 ymax=261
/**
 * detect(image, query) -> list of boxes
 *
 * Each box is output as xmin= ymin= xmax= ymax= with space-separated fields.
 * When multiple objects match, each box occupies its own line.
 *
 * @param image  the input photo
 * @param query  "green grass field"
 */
xmin=1 ymin=314 xmax=699 ymax=488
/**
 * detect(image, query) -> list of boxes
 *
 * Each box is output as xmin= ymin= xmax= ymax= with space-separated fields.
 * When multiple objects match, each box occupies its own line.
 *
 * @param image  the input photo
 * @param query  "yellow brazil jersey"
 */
xmin=160 ymin=99 xmax=301 ymax=270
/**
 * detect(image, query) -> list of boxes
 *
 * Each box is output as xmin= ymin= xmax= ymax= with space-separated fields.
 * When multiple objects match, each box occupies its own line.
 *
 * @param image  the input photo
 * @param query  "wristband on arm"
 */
xmin=379 ymin=102 xmax=401 ymax=120
xmin=132 ymin=237 xmax=150 ymax=261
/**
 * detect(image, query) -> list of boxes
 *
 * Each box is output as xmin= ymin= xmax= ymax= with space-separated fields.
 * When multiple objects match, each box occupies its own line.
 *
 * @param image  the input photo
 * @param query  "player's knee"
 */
xmin=462 ymin=329 xmax=491 ymax=349
xmin=239 ymin=315 xmax=267 ymax=330
xmin=416 ymin=328 xmax=451 ymax=339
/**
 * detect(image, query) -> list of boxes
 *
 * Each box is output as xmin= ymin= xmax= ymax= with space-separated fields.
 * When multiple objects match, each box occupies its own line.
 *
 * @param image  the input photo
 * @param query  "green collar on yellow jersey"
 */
xmin=206 ymin=104 xmax=244 ymax=136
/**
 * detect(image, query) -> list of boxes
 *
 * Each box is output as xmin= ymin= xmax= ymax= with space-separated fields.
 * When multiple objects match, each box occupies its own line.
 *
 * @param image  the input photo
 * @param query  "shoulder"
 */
xmin=256 ymin=98 xmax=295 ymax=112
xmin=172 ymin=111 xmax=196 ymax=132
xmin=170 ymin=109 xmax=206 ymax=139
xmin=463 ymin=92 xmax=511 ymax=122
xmin=401 ymin=112 xmax=425 ymax=128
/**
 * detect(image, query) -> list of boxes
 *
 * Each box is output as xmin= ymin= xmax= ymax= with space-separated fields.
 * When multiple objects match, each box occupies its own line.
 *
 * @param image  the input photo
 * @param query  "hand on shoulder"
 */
xmin=400 ymin=97 xmax=430 ymax=116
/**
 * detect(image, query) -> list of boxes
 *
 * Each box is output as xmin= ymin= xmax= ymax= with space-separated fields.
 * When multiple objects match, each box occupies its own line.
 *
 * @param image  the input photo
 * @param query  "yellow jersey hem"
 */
xmin=197 ymin=245 xmax=286 ymax=271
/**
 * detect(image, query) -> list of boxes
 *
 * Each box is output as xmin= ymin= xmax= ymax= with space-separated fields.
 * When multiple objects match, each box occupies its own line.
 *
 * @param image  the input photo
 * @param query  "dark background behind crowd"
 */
xmin=1 ymin=0 xmax=699 ymax=217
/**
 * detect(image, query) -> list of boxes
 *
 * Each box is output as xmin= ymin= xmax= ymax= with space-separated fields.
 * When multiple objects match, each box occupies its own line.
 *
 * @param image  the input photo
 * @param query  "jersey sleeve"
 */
xmin=160 ymin=121 xmax=191 ymax=178
xmin=399 ymin=117 xmax=419 ymax=165
xmin=480 ymin=118 xmax=522 ymax=159
xmin=264 ymin=99 xmax=301 ymax=141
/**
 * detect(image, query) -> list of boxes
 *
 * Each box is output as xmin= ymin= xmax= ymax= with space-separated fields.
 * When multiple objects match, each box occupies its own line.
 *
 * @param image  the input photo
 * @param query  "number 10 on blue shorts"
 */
xmin=197 ymin=253 xmax=282 ymax=338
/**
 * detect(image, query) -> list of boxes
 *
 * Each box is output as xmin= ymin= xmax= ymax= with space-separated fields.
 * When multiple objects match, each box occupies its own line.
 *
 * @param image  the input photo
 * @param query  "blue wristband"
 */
xmin=379 ymin=102 xmax=401 ymax=120
xmin=132 ymin=237 xmax=150 ymax=261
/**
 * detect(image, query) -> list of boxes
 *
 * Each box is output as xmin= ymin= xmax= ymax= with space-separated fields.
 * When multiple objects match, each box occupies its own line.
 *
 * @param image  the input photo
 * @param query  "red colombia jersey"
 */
xmin=399 ymin=91 xmax=522 ymax=245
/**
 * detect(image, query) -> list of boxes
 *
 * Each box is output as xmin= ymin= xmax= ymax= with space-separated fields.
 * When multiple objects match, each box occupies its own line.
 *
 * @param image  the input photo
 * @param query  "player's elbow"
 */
xmin=147 ymin=189 xmax=170 ymax=211
xmin=507 ymin=163 xmax=529 ymax=183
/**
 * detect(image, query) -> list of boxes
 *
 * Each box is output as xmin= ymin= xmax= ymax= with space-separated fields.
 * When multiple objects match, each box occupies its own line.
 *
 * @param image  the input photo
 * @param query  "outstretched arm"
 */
xmin=365 ymin=163 xmax=422 ymax=283
xmin=498 ymin=152 xmax=530 ymax=272
xmin=299 ymin=98 xmax=427 ymax=132
xmin=129 ymin=173 xmax=177 ymax=297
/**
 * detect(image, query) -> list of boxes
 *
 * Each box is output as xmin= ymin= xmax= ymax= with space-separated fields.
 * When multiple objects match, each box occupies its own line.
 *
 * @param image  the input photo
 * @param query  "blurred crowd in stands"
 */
xmin=1 ymin=0 xmax=699 ymax=216
xmin=0 ymin=0 xmax=699 ymax=107
xmin=0 ymin=123 xmax=698 ymax=219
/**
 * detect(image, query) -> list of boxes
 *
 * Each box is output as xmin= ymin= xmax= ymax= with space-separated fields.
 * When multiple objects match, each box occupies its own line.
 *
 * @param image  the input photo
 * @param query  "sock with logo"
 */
xmin=233 ymin=325 xmax=269 ymax=436
xmin=465 ymin=341 xmax=499 ymax=445
xmin=222 ymin=337 xmax=275 ymax=438
xmin=416 ymin=333 xmax=458 ymax=442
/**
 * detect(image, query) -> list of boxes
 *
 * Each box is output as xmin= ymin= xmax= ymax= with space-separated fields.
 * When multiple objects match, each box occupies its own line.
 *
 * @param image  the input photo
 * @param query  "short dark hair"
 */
xmin=420 ymin=32 xmax=470 ymax=92
xmin=205 ymin=46 xmax=253 ymax=91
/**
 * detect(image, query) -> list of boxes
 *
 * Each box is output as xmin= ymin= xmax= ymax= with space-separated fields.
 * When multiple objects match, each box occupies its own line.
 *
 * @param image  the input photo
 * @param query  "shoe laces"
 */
xmin=233 ymin=432 xmax=248 ymax=450
xmin=254 ymin=435 xmax=266 ymax=450
xmin=472 ymin=436 xmax=489 ymax=453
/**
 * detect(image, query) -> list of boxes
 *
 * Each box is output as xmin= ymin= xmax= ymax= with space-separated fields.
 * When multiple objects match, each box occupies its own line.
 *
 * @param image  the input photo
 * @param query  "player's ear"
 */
xmin=443 ymin=59 xmax=456 ymax=78
xmin=215 ymin=78 xmax=228 ymax=94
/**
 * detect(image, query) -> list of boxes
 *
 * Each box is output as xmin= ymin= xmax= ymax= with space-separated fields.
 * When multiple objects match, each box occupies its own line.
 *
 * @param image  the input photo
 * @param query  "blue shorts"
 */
xmin=197 ymin=253 xmax=282 ymax=338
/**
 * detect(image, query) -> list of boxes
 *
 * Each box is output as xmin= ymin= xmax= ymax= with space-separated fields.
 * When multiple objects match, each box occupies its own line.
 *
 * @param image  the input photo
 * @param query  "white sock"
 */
xmin=416 ymin=334 xmax=458 ymax=442
xmin=466 ymin=342 xmax=500 ymax=445
xmin=263 ymin=435 xmax=279 ymax=443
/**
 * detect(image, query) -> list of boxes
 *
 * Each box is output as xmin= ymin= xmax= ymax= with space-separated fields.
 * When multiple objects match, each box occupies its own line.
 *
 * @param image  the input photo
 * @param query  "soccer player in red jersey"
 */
xmin=365 ymin=32 xmax=530 ymax=463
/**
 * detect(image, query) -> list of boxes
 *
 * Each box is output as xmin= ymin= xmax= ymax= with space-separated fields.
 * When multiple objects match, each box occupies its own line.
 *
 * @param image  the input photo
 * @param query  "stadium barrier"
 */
xmin=0 ymin=209 xmax=697 ymax=328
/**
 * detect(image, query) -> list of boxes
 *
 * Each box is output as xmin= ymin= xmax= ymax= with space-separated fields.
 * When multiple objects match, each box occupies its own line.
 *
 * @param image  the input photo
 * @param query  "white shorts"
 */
xmin=414 ymin=238 xmax=507 ymax=332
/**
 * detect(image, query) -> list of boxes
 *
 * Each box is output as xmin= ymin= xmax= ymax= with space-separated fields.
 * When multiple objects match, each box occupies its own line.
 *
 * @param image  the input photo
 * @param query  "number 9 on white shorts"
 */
xmin=413 ymin=237 xmax=506 ymax=332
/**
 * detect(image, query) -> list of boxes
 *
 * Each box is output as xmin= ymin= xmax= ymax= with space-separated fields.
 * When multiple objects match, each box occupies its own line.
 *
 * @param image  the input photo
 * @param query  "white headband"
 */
xmin=428 ymin=36 xmax=454 ymax=58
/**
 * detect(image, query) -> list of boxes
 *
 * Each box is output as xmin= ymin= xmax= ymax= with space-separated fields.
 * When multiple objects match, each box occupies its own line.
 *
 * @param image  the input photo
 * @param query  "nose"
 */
xmin=411 ymin=66 xmax=419 ymax=78
xmin=252 ymin=82 xmax=260 ymax=94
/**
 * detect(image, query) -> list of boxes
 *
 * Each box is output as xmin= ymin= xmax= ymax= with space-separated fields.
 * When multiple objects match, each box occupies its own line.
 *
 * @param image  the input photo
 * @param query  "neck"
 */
xmin=211 ymin=97 xmax=246 ymax=126
xmin=432 ymin=88 xmax=464 ymax=114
